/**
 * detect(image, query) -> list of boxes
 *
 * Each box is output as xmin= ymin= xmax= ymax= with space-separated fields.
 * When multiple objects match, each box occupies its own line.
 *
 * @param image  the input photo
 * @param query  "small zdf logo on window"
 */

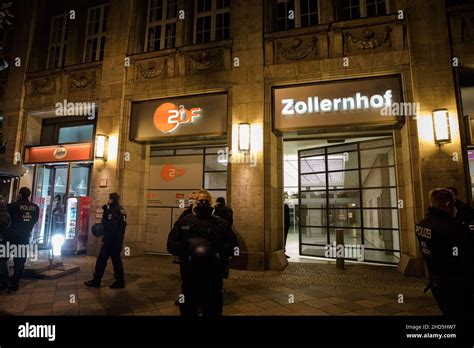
xmin=153 ymin=103 xmax=202 ymax=133
xmin=161 ymin=164 xmax=186 ymax=181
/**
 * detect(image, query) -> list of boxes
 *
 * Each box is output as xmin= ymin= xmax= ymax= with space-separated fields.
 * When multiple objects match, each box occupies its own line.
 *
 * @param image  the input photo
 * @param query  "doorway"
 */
xmin=31 ymin=162 xmax=92 ymax=251
xmin=284 ymin=136 xmax=401 ymax=264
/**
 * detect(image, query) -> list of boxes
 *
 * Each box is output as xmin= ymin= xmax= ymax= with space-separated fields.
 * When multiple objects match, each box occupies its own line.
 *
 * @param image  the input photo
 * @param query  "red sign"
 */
xmin=176 ymin=194 xmax=185 ymax=199
xmin=24 ymin=143 xmax=93 ymax=164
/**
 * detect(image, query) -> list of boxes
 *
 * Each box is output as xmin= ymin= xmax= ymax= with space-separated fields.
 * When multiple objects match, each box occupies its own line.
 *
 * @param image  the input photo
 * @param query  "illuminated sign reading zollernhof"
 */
xmin=273 ymin=76 xmax=402 ymax=132
xmin=281 ymin=90 xmax=393 ymax=116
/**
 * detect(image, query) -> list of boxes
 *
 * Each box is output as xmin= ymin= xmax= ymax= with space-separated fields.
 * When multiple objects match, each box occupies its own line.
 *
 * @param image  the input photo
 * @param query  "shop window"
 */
xmin=145 ymin=0 xmax=178 ymax=51
xmin=47 ymin=14 xmax=69 ymax=69
xmin=274 ymin=0 xmax=319 ymax=32
xmin=338 ymin=0 xmax=389 ymax=21
xmin=83 ymin=4 xmax=108 ymax=63
xmin=194 ymin=0 xmax=230 ymax=44
xmin=58 ymin=125 xmax=94 ymax=144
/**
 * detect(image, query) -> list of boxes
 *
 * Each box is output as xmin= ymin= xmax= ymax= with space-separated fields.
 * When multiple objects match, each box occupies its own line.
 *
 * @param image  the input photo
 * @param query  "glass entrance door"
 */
xmin=297 ymin=137 xmax=401 ymax=264
xmin=32 ymin=164 xmax=69 ymax=249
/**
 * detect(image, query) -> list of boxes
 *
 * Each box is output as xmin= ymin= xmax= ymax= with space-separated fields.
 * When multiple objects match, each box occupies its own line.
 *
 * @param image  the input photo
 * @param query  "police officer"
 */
xmin=213 ymin=197 xmax=233 ymax=226
xmin=446 ymin=186 xmax=474 ymax=226
xmin=85 ymin=193 xmax=127 ymax=289
xmin=167 ymin=189 xmax=237 ymax=317
xmin=0 ymin=195 xmax=11 ymax=239
xmin=415 ymin=188 xmax=474 ymax=316
xmin=0 ymin=187 xmax=39 ymax=292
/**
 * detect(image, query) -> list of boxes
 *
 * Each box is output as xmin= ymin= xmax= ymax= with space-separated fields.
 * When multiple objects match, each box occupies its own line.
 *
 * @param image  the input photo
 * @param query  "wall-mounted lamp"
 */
xmin=432 ymin=109 xmax=451 ymax=144
xmin=238 ymin=123 xmax=251 ymax=152
xmin=95 ymin=134 xmax=109 ymax=160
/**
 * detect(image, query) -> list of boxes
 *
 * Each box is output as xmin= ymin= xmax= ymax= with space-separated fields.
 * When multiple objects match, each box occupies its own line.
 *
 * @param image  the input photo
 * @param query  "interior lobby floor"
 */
xmin=0 ymin=253 xmax=439 ymax=316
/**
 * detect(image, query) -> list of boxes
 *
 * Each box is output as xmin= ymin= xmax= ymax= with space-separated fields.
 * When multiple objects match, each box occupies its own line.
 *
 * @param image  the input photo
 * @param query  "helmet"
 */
xmin=91 ymin=223 xmax=104 ymax=238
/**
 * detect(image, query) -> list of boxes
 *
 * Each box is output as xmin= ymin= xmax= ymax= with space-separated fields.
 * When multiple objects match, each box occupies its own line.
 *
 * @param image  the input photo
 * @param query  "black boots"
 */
xmin=84 ymin=279 xmax=101 ymax=288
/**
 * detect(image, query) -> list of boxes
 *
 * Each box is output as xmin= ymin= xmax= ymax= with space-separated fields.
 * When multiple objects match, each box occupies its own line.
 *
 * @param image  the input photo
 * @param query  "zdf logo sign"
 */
xmin=153 ymin=103 xmax=202 ymax=133
xmin=161 ymin=164 xmax=186 ymax=181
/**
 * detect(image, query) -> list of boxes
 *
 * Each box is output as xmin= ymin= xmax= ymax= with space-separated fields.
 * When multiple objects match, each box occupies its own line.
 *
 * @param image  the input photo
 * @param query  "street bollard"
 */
xmin=336 ymin=228 xmax=345 ymax=270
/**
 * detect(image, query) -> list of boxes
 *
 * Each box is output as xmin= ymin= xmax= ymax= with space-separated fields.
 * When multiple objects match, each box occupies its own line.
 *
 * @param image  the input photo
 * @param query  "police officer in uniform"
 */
xmin=415 ymin=188 xmax=474 ymax=316
xmin=85 ymin=193 xmax=127 ymax=289
xmin=213 ymin=197 xmax=233 ymax=226
xmin=167 ymin=189 xmax=237 ymax=317
xmin=0 ymin=187 xmax=39 ymax=292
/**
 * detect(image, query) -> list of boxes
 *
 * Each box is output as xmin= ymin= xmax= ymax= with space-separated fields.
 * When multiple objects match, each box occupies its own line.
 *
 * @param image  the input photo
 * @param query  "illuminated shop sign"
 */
xmin=24 ymin=143 xmax=93 ymax=164
xmin=153 ymin=103 xmax=202 ymax=133
xmin=281 ymin=90 xmax=393 ymax=115
xmin=130 ymin=93 xmax=227 ymax=142
xmin=273 ymin=76 xmax=403 ymax=132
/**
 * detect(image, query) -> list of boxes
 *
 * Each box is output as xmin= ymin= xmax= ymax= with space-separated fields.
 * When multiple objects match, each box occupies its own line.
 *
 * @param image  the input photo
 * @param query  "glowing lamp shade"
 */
xmin=432 ymin=109 xmax=451 ymax=144
xmin=51 ymin=234 xmax=65 ymax=256
xmin=238 ymin=123 xmax=251 ymax=152
xmin=95 ymin=134 xmax=108 ymax=160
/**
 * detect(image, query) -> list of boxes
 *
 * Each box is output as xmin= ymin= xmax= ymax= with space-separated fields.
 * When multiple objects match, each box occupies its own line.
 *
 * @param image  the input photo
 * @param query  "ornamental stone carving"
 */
xmin=137 ymin=59 xmax=166 ymax=79
xmin=31 ymin=77 xmax=55 ymax=94
xmin=69 ymin=70 xmax=95 ymax=89
xmin=345 ymin=26 xmax=392 ymax=51
xmin=188 ymin=50 xmax=221 ymax=71
xmin=275 ymin=37 xmax=317 ymax=62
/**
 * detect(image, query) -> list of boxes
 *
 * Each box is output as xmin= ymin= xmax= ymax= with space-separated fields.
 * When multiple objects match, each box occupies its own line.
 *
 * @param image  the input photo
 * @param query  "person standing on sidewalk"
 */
xmin=85 ymin=193 xmax=127 ymax=289
xmin=0 ymin=188 xmax=39 ymax=292
xmin=415 ymin=188 xmax=474 ymax=316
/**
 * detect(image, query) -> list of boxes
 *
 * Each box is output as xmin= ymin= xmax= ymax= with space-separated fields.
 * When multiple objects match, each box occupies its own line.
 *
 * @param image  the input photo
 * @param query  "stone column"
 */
xmin=400 ymin=0 xmax=465 ymax=274
xmin=87 ymin=0 xmax=146 ymax=256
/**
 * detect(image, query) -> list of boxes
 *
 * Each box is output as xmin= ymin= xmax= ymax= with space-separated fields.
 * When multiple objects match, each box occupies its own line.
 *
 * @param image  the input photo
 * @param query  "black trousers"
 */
xmin=179 ymin=267 xmax=223 ymax=317
xmin=0 ymin=240 xmax=28 ymax=286
xmin=93 ymin=237 xmax=124 ymax=283
xmin=431 ymin=285 xmax=473 ymax=317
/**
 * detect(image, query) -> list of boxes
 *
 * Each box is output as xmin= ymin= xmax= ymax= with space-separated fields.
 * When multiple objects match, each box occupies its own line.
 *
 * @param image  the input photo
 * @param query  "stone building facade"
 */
xmin=0 ymin=0 xmax=473 ymax=275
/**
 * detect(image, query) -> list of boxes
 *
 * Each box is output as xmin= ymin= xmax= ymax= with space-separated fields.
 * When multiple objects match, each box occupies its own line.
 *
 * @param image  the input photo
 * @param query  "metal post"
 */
xmin=336 ymin=228 xmax=345 ymax=270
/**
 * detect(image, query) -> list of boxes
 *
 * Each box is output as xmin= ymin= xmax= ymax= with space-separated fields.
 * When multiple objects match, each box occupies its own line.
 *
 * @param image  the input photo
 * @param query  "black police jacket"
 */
xmin=5 ymin=198 xmax=39 ymax=243
xmin=416 ymin=207 xmax=474 ymax=284
xmin=213 ymin=204 xmax=234 ymax=226
xmin=102 ymin=204 xmax=127 ymax=243
xmin=167 ymin=213 xmax=238 ymax=267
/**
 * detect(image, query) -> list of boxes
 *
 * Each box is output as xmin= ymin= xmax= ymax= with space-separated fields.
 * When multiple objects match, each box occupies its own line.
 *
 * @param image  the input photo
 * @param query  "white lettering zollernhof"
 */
xmin=281 ymin=90 xmax=393 ymax=116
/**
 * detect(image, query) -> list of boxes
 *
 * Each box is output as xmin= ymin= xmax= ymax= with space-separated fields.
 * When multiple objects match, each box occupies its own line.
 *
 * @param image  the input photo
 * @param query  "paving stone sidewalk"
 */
xmin=0 ymin=255 xmax=440 ymax=316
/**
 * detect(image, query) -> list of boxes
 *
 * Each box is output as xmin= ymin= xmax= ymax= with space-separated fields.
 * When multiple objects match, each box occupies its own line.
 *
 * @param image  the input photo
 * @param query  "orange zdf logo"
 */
xmin=161 ymin=164 xmax=186 ymax=181
xmin=153 ymin=102 xmax=202 ymax=133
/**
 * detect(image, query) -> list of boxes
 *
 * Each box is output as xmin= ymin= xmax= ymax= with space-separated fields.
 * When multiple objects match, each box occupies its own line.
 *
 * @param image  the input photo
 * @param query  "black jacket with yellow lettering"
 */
xmin=167 ymin=213 xmax=237 ymax=271
xmin=415 ymin=207 xmax=474 ymax=284
xmin=5 ymin=198 xmax=39 ymax=243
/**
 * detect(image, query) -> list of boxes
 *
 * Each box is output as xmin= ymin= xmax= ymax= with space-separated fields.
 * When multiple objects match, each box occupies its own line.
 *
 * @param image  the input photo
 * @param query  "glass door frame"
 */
xmin=30 ymin=161 xmax=92 ymax=249
xmin=297 ymin=137 xmax=401 ymax=264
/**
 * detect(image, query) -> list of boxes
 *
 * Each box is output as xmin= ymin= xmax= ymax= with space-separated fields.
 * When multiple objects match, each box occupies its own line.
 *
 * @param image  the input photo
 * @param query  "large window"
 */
xmin=339 ymin=0 xmax=389 ymax=21
xmin=298 ymin=137 xmax=400 ymax=264
xmin=83 ymin=4 xmax=108 ymax=62
xmin=194 ymin=0 xmax=230 ymax=44
xmin=275 ymin=0 xmax=319 ymax=31
xmin=47 ymin=14 xmax=69 ymax=69
xmin=58 ymin=125 xmax=94 ymax=144
xmin=145 ymin=0 xmax=178 ymax=51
